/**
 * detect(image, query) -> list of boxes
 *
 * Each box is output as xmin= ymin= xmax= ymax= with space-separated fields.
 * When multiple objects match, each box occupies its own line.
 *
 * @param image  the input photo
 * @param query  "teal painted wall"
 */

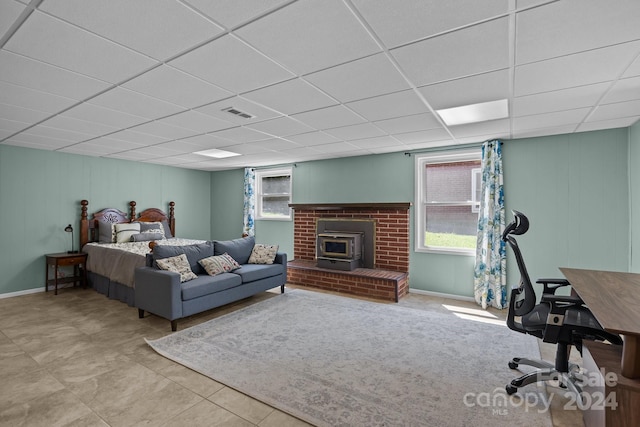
xmin=630 ymin=121 xmax=640 ymax=272
xmin=1 ymin=125 xmax=635 ymax=298
xmin=503 ymin=129 xmax=630 ymax=296
xmin=0 ymin=145 xmax=211 ymax=295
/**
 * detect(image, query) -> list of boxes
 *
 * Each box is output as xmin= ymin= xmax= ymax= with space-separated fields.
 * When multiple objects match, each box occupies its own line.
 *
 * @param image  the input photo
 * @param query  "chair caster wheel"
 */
xmin=506 ymin=384 xmax=518 ymax=395
xmin=508 ymin=361 xmax=519 ymax=369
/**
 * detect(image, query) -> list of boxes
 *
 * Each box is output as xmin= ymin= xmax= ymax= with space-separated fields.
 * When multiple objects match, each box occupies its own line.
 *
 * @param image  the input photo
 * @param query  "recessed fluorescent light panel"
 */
xmin=436 ymin=99 xmax=508 ymax=126
xmin=194 ymin=148 xmax=241 ymax=158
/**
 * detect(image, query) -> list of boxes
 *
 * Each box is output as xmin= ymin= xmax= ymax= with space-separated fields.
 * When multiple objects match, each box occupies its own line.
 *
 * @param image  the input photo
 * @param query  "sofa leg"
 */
xmin=138 ymin=308 xmax=144 ymax=319
xmin=281 ymin=284 xmax=285 ymax=294
xmin=171 ymin=320 xmax=178 ymax=332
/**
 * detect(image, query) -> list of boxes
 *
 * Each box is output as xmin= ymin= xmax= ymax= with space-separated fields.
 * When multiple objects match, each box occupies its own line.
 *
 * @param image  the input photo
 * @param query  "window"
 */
xmin=255 ymin=167 xmax=292 ymax=220
xmin=415 ymin=150 xmax=481 ymax=254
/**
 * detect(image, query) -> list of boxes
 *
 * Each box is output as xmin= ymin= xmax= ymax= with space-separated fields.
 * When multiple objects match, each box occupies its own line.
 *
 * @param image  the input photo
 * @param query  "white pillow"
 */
xmin=156 ymin=254 xmax=197 ymax=282
xmin=115 ymin=222 xmax=141 ymax=243
xmin=248 ymin=244 xmax=279 ymax=264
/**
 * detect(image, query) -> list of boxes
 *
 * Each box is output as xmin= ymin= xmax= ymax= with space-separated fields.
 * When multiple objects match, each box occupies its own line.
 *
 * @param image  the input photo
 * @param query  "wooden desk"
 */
xmin=560 ymin=268 xmax=640 ymax=379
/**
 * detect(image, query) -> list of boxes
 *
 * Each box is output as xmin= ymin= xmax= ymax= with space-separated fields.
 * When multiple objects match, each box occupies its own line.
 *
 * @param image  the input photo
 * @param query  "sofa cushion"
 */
xmin=199 ymin=253 xmax=241 ymax=276
xmin=181 ymin=273 xmax=242 ymax=301
xmin=214 ymin=236 xmax=255 ymax=265
xmin=248 ymin=244 xmax=279 ymax=264
xmin=153 ymin=242 xmax=214 ymax=275
xmin=156 ymin=254 xmax=198 ymax=283
xmin=233 ymin=263 xmax=283 ymax=283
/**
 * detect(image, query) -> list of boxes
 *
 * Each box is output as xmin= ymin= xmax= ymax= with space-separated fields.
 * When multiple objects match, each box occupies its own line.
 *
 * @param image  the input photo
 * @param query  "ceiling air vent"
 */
xmin=222 ymin=107 xmax=254 ymax=119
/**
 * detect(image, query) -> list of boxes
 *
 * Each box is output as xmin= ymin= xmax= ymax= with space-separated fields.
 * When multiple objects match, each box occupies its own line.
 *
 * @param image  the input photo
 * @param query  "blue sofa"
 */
xmin=134 ymin=236 xmax=287 ymax=331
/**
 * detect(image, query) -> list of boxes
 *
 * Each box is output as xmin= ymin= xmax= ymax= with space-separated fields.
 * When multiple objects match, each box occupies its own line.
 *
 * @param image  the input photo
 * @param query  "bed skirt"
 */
xmin=88 ymin=271 xmax=135 ymax=307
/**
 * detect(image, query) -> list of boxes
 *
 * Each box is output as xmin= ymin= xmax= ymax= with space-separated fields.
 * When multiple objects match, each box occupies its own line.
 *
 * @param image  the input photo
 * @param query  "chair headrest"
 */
xmin=502 ymin=210 xmax=530 ymax=241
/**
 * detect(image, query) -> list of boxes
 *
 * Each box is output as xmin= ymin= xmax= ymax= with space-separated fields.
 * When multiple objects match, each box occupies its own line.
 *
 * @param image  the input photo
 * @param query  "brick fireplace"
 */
xmin=287 ymin=203 xmax=411 ymax=301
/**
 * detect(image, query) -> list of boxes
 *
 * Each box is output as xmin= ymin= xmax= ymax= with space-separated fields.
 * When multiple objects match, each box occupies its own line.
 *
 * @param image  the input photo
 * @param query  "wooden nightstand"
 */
xmin=45 ymin=252 xmax=88 ymax=295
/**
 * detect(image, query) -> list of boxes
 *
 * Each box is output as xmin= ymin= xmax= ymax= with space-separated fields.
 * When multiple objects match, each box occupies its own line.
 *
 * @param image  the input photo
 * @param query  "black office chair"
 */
xmin=502 ymin=210 xmax=622 ymax=398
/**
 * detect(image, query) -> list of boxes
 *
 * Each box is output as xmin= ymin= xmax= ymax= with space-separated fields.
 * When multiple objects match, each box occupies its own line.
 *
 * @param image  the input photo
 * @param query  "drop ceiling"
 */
xmin=1 ymin=0 xmax=639 ymax=171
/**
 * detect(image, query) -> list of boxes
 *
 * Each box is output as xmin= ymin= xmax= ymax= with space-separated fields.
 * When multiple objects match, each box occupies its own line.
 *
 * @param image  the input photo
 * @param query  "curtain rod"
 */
xmin=250 ymin=163 xmax=297 ymax=171
xmin=403 ymin=139 xmax=502 ymax=157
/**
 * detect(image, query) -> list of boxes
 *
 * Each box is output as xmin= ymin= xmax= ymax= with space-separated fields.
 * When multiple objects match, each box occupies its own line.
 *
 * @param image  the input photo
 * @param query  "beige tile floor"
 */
xmin=0 ymin=284 xmax=584 ymax=426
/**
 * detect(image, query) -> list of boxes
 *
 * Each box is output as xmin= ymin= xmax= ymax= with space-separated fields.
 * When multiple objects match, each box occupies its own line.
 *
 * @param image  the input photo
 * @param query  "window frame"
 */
xmin=414 ymin=150 xmax=480 ymax=256
xmin=255 ymin=167 xmax=293 ymax=221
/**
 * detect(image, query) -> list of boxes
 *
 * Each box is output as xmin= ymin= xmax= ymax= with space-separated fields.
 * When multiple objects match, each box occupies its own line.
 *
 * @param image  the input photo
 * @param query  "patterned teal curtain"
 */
xmin=473 ymin=140 xmax=506 ymax=309
xmin=243 ymin=168 xmax=255 ymax=237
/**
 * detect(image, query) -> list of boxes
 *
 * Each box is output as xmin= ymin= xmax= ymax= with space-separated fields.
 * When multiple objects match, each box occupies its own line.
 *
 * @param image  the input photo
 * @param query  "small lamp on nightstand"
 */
xmin=64 ymin=224 xmax=77 ymax=253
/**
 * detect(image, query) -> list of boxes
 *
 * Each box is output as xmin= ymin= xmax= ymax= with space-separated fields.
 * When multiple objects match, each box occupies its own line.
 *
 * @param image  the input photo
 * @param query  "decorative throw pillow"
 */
xmin=98 ymin=221 xmax=116 ymax=243
xmin=115 ymin=222 xmax=141 ymax=243
xmin=156 ymin=254 xmax=198 ymax=282
xmin=248 ymin=244 xmax=279 ymax=264
xmin=131 ymin=232 xmax=164 ymax=242
xmin=137 ymin=221 xmax=165 ymax=238
xmin=199 ymin=253 xmax=241 ymax=276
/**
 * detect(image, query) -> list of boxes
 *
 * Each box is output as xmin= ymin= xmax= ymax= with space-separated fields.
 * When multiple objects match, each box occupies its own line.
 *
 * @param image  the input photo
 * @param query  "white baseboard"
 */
xmin=408 ymin=288 xmax=475 ymax=303
xmin=0 ymin=287 xmax=44 ymax=299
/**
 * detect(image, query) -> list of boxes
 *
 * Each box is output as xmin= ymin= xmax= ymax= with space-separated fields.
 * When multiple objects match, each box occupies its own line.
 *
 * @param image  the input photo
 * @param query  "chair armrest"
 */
xmin=134 ymin=267 xmax=182 ymax=321
xmin=536 ymin=278 xmax=571 ymax=295
xmin=541 ymin=294 xmax=584 ymax=306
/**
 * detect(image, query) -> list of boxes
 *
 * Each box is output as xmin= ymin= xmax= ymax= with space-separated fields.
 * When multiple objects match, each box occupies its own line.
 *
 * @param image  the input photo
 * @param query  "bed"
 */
xmin=80 ymin=200 xmax=205 ymax=306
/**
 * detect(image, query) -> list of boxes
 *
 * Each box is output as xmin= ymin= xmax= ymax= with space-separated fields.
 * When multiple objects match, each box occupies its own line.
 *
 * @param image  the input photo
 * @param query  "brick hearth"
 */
xmin=288 ymin=203 xmax=411 ymax=302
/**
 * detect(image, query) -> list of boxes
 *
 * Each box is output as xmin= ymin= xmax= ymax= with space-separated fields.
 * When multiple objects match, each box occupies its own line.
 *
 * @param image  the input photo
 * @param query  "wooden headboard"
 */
xmin=80 ymin=200 xmax=175 ymax=248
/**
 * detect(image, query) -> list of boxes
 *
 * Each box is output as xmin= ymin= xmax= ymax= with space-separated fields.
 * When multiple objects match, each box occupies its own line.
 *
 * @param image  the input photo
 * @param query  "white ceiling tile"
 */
xmin=196 ymin=96 xmax=282 ymax=125
xmin=578 ymin=116 xmax=640 ymax=132
xmin=309 ymin=141 xmax=362 ymax=154
xmin=236 ymin=0 xmax=381 ymax=75
xmin=128 ymin=121 xmax=199 ymax=141
xmin=153 ymin=140 xmax=208 ymax=155
xmin=2 ymin=132 xmax=73 ymax=149
xmin=512 ymin=108 xmax=591 ymax=132
xmin=512 ymin=83 xmax=610 ymax=117
xmin=87 ymin=87 xmax=184 ymax=120
xmin=209 ymin=127 xmax=271 ymax=143
xmin=0 ymin=1 xmax=25 ymax=35
xmin=374 ymin=113 xmax=441 ymax=134
xmin=305 ymin=54 xmax=410 ymax=103
xmin=78 ymin=137 xmax=146 ymax=152
xmin=392 ymin=128 xmax=453 ymax=144
xmin=252 ymin=137 xmax=300 ymax=151
xmin=25 ymin=124 xmax=91 ymax=143
xmin=0 ymin=51 xmax=110 ymax=100
xmin=623 ymin=55 xmax=640 ymax=78
xmin=348 ymin=136 xmax=403 ymax=150
xmin=324 ymin=123 xmax=386 ymax=141
xmin=0 ymin=80 xmax=77 ymax=113
xmin=157 ymin=111 xmax=234 ymax=134
xmin=58 ymin=141 xmax=120 ymax=156
xmin=243 ymin=78 xmax=338 ymax=115
xmin=105 ymin=150 xmax=157 ymax=161
xmin=514 ymin=42 xmax=640 ymax=96
xmin=107 ymin=129 xmax=170 ymax=145
xmin=0 ymin=102 xmax=51 ymax=124
xmin=41 ymin=0 xmax=224 ymax=61
xmin=293 ymin=105 xmax=366 ymax=130
xmin=419 ymin=69 xmax=510 ymax=110
xmin=219 ymin=142 xmax=272 ymax=155
xmin=122 ymin=65 xmax=233 ymax=108
xmin=37 ymin=115 xmax=118 ymax=138
xmin=62 ymin=103 xmax=148 ymax=129
xmin=184 ymin=0 xmax=291 ymax=29
xmin=246 ymin=116 xmax=314 ymax=137
xmin=285 ymin=131 xmax=341 ymax=146
xmin=4 ymin=11 xmax=157 ymax=83
xmin=513 ymin=125 xmax=579 ymax=139
xmin=449 ymin=118 xmax=510 ymax=139
xmin=346 ymin=90 xmax=429 ymax=122
xmin=600 ymin=77 xmax=640 ymax=104
xmin=180 ymin=134 xmax=234 ymax=149
xmin=587 ymin=100 xmax=640 ymax=122
xmin=352 ymin=0 xmax=508 ymax=48
xmin=391 ymin=18 xmax=509 ymax=86
xmin=170 ymin=35 xmax=294 ymax=94
xmin=516 ymin=0 xmax=640 ymax=65
xmin=0 ymin=117 xmax=31 ymax=134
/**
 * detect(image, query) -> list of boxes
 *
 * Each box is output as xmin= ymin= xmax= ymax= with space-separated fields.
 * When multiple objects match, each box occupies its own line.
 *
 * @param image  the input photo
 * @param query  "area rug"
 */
xmin=146 ymin=289 xmax=552 ymax=426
